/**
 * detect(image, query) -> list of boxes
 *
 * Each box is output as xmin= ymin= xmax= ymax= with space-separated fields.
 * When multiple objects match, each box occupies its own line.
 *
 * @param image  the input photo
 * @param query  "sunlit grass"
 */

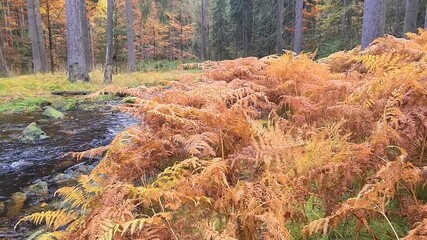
xmin=0 ymin=69 xmax=201 ymax=112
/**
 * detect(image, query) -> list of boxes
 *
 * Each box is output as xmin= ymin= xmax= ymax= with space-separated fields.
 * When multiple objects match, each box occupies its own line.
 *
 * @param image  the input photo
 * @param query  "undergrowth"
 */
xmin=16 ymin=31 xmax=427 ymax=239
xmin=0 ymin=70 xmax=198 ymax=113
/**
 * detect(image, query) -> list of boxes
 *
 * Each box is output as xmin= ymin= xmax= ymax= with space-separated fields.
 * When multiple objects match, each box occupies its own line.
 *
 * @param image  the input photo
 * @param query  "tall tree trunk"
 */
xmin=125 ymin=0 xmax=136 ymax=72
xmin=243 ymin=0 xmax=253 ymax=56
xmin=104 ymin=0 xmax=114 ymax=84
xmin=27 ymin=0 xmax=48 ymax=73
xmin=45 ymin=0 xmax=55 ymax=73
xmin=200 ymin=0 xmax=207 ymax=61
xmin=294 ymin=0 xmax=304 ymax=54
xmin=361 ymin=0 xmax=386 ymax=50
xmin=66 ymin=0 xmax=90 ymax=82
xmin=81 ymin=1 xmax=92 ymax=72
xmin=425 ymin=2 xmax=427 ymax=28
xmin=341 ymin=0 xmax=352 ymax=34
xmin=403 ymin=0 xmax=419 ymax=34
xmin=276 ymin=0 xmax=284 ymax=54
xmin=0 ymin=35 xmax=9 ymax=76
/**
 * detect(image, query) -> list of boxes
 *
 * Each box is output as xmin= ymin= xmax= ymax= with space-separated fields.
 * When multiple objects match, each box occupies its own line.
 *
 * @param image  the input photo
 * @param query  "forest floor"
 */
xmin=0 ymin=69 xmax=201 ymax=113
xmin=3 ymin=32 xmax=427 ymax=239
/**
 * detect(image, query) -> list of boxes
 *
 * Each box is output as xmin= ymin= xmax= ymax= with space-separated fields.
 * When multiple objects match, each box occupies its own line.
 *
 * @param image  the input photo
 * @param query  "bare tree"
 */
xmin=276 ymin=0 xmax=284 ymax=54
xmin=361 ymin=0 xmax=386 ymax=50
xmin=403 ymin=0 xmax=419 ymax=34
xmin=66 ymin=0 xmax=90 ymax=82
xmin=27 ymin=0 xmax=48 ymax=73
xmin=104 ymin=0 xmax=115 ymax=84
xmin=125 ymin=0 xmax=136 ymax=72
xmin=294 ymin=0 xmax=304 ymax=54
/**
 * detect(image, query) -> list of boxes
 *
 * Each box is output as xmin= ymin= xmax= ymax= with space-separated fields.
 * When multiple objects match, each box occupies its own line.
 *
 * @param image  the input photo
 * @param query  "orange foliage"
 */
xmin=19 ymin=31 xmax=427 ymax=240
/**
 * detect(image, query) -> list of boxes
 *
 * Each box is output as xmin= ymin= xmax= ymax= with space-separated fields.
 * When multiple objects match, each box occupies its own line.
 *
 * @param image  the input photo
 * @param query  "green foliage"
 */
xmin=0 ymin=97 xmax=50 ymax=113
xmin=211 ymin=0 xmax=231 ymax=60
xmin=137 ymin=59 xmax=198 ymax=72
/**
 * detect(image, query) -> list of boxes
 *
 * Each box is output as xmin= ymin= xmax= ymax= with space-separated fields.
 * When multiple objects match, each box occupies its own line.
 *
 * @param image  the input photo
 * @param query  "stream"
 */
xmin=0 ymin=105 xmax=138 ymax=201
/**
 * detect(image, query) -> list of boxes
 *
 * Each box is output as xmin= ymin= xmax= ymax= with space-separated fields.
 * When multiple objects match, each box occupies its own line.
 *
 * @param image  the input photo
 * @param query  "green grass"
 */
xmin=137 ymin=59 xmax=199 ymax=72
xmin=0 ymin=69 xmax=201 ymax=113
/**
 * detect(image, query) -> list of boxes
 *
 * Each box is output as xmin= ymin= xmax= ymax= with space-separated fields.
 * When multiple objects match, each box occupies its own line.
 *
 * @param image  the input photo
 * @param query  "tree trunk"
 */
xmin=81 ymin=1 xmax=92 ymax=72
xmin=294 ymin=0 xmax=304 ymax=54
xmin=45 ymin=0 xmax=55 ymax=73
xmin=27 ymin=0 xmax=48 ymax=73
xmin=0 ymin=35 xmax=9 ymax=76
xmin=341 ymin=0 xmax=352 ymax=34
xmin=66 ymin=0 xmax=90 ymax=82
xmin=425 ymin=2 xmax=427 ymax=28
xmin=361 ymin=0 xmax=386 ymax=50
xmin=243 ymin=0 xmax=253 ymax=56
xmin=276 ymin=0 xmax=284 ymax=54
xmin=403 ymin=0 xmax=419 ymax=34
xmin=200 ymin=0 xmax=207 ymax=61
xmin=125 ymin=0 xmax=136 ymax=72
xmin=104 ymin=0 xmax=115 ymax=84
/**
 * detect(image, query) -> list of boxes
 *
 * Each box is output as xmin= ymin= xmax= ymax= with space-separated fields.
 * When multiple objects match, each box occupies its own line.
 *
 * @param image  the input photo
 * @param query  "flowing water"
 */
xmin=0 ymin=106 xmax=137 ymax=201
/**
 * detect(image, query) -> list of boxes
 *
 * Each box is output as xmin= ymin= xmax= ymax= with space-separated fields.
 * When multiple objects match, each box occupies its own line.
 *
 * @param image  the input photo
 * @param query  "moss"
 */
xmin=0 ymin=97 xmax=51 ymax=113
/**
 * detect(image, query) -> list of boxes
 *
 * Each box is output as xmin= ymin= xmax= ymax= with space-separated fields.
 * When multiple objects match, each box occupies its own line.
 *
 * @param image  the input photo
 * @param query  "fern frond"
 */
xmin=54 ymin=186 xmax=91 ymax=210
xmin=16 ymin=210 xmax=77 ymax=231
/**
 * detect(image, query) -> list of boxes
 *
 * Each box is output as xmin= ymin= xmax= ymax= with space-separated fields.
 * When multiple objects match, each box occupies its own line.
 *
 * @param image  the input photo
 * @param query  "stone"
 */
xmin=0 ymin=201 xmax=4 ymax=215
xmin=6 ymin=192 xmax=27 ymax=218
xmin=52 ymin=173 xmax=78 ymax=187
xmin=25 ymin=181 xmax=48 ymax=196
xmin=52 ymin=100 xmax=76 ymax=112
xmin=42 ymin=106 xmax=64 ymax=119
xmin=21 ymin=122 xmax=49 ymax=141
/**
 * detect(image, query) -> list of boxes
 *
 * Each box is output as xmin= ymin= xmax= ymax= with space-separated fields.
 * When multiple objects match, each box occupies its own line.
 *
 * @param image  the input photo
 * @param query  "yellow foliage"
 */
xmin=19 ymin=31 xmax=427 ymax=239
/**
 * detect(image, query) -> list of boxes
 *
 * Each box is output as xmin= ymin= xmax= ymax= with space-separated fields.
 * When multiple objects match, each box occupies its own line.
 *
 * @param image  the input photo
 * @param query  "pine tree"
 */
xmin=211 ymin=0 xmax=230 ymax=60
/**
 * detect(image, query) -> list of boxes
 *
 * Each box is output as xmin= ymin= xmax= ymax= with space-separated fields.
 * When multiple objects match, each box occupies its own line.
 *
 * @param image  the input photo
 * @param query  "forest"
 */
xmin=0 ymin=0 xmax=427 ymax=239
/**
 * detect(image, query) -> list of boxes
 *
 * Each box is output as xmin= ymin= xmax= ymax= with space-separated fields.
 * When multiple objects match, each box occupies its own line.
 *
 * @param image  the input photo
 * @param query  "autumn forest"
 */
xmin=0 ymin=0 xmax=427 ymax=240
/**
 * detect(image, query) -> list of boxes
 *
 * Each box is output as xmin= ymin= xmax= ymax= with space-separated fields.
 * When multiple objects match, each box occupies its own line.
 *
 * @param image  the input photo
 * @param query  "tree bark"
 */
xmin=276 ymin=0 xmax=284 ymax=54
xmin=294 ymin=0 xmax=304 ymax=54
xmin=81 ymin=1 xmax=92 ymax=72
xmin=104 ymin=0 xmax=115 ymax=84
xmin=0 ymin=35 xmax=9 ymax=76
xmin=125 ymin=0 xmax=136 ymax=72
xmin=66 ymin=0 xmax=90 ymax=82
xmin=361 ymin=0 xmax=386 ymax=50
xmin=341 ymin=0 xmax=352 ymax=34
xmin=425 ymin=2 xmax=427 ymax=28
xmin=45 ymin=0 xmax=55 ymax=73
xmin=403 ymin=0 xmax=419 ymax=34
xmin=27 ymin=0 xmax=48 ymax=73
xmin=200 ymin=0 xmax=207 ymax=61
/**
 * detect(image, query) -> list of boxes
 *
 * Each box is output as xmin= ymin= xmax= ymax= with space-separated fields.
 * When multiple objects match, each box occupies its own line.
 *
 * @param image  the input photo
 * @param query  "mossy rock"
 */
xmin=22 ymin=122 xmax=49 ymax=141
xmin=123 ymin=97 xmax=137 ymax=104
xmin=6 ymin=192 xmax=27 ymax=218
xmin=25 ymin=181 xmax=48 ymax=196
xmin=52 ymin=100 xmax=76 ymax=111
xmin=43 ymin=106 xmax=64 ymax=119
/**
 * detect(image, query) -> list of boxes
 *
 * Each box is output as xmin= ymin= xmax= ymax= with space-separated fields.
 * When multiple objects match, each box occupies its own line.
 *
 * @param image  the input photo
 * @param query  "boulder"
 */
xmin=21 ymin=122 xmax=49 ymax=141
xmin=52 ymin=173 xmax=78 ymax=187
xmin=24 ymin=181 xmax=48 ymax=196
xmin=6 ymin=192 xmax=27 ymax=218
xmin=42 ymin=106 xmax=64 ymax=119
xmin=52 ymin=100 xmax=76 ymax=112
xmin=0 ymin=201 xmax=4 ymax=215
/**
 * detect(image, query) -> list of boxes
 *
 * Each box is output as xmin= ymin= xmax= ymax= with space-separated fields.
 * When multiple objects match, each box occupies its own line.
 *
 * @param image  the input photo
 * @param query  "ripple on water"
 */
xmin=0 ymin=107 xmax=138 ymax=200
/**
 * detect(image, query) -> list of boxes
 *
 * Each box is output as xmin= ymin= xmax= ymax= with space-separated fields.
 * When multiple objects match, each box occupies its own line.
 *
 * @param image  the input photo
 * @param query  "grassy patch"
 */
xmin=137 ymin=59 xmax=199 ymax=72
xmin=0 ymin=69 xmax=200 ymax=113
